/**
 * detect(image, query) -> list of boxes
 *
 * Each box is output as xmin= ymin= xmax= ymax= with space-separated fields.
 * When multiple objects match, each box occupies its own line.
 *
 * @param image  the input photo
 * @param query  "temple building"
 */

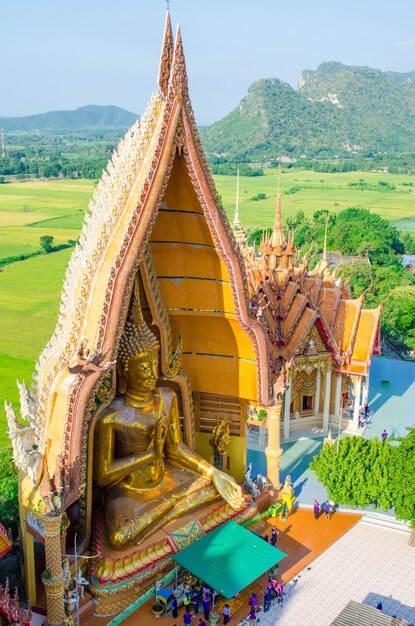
xmin=5 ymin=11 xmax=380 ymax=625
xmin=234 ymin=176 xmax=381 ymax=445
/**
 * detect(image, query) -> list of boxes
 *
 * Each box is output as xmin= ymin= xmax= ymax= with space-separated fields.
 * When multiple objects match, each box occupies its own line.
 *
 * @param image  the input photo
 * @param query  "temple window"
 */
xmin=196 ymin=392 xmax=243 ymax=436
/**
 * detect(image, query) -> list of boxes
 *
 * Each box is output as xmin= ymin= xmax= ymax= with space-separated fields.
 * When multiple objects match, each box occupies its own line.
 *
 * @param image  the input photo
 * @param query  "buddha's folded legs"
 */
xmin=105 ymin=466 xmax=219 ymax=549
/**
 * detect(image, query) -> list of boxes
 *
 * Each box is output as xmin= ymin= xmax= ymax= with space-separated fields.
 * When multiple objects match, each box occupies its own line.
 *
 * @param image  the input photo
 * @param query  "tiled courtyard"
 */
xmin=237 ymin=523 xmax=415 ymax=625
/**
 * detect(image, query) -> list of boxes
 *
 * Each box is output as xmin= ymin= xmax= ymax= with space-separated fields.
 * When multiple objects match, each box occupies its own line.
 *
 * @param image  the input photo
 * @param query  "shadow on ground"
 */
xmin=363 ymin=591 xmax=415 ymax=623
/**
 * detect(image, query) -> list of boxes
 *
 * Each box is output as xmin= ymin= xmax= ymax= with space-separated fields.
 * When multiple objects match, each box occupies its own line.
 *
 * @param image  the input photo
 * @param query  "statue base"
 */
xmin=89 ymin=495 xmax=256 ymax=615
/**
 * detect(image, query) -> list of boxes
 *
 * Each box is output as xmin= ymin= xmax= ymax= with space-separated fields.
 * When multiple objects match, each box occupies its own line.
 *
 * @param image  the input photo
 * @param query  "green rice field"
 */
xmin=0 ymin=178 xmax=92 ymax=259
xmin=216 ymin=169 xmax=415 ymax=233
xmin=0 ymin=170 xmax=413 ymax=443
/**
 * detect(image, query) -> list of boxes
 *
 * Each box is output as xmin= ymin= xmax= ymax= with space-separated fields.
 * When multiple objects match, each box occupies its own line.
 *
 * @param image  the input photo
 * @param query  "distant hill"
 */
xmin=201 ymin=63 xmax=415 ymax=160
xmin=0 ymin=105 xmax=138 ymax=131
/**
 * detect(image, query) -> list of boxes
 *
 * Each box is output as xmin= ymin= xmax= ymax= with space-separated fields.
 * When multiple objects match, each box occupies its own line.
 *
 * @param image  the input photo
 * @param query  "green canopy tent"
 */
xmin=172 ymin=520 xmax=286 ymax=599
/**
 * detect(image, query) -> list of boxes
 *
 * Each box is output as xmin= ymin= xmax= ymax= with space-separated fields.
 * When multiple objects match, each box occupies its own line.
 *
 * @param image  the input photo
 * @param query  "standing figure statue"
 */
xmin=244 ymin=463 xmax=259 ymax=497
xmin=94 ymin=280 xmax=244 ymax=549
xmin=209 ymin=420 xmax=231 ymax=471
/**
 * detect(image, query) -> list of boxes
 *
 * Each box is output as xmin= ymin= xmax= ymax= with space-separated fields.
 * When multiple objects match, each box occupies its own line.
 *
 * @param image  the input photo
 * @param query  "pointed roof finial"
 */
xmin=270 ymin=164 xmax=286 ymax=249
xmin=168 ymin=23 xmax=188 ymax=97
xmin=158 ymin=7 xmax=174 ymax=97
xmin=233 ymin=169 xmax=240 ymax=227
xmin=323 ymin=215 xmax=328 ymax=263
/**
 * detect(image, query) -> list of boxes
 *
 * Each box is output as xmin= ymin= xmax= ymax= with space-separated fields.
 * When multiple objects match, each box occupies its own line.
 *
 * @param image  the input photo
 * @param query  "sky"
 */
xmin=2 ymin=0 xmax=415 ymax=125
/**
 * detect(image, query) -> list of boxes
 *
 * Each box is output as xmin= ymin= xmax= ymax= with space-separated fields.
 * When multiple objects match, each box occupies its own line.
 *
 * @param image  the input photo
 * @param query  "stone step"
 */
xmin=361 ymin=514 xmax=411 ymax=534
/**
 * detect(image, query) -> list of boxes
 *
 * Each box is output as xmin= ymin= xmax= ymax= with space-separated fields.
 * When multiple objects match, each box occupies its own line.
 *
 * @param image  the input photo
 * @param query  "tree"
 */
xmin=381 ymin=287 xmax=415 ymax=349
xmin=401 ymin=233 xmax=415 ymax=255
xmin=328 ymin=208 xmax=404 ymax=266
xmin=310 ymin=427 xmax=415 ymax=529
xmin=39 ymin=235 xmax=54 ymax=253
xmin=0 ymin=448 xmax=19 ymax=537
xmin=391 ymin=427 xmax=415 ymax=528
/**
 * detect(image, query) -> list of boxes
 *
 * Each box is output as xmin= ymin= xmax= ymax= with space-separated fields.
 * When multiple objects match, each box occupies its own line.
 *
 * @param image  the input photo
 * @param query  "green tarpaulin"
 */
xmin=172 ymin=520 xmax=286 ymax=599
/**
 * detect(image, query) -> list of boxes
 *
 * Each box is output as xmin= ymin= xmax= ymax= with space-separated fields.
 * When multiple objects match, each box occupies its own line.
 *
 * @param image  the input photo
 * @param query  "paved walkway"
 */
xmin=237 ymin=523 xmax=415 ymax=625
xmin=363 ymin=356 xmax=415 ymax=440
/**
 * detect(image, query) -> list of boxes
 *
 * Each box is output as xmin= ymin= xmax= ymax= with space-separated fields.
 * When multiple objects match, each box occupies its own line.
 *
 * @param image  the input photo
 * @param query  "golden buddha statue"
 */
xmin=94 ymin=293 xmax=244 ymax=550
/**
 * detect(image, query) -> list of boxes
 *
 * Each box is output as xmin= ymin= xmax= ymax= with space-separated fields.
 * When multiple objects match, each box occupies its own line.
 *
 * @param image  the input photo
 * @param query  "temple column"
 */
xmin=353 ymin=376 xmax=362 ymax=431
xmin=42 ymin=514 xmax=66 ymax=626
xmin=323 ymin=367 xmax=332 ymax=432
xmin=362 ymin=375 xmax=369 ymax=407
xmin=21 ymin=522 xmax=37 ymax=605
xmin=314 ymin=369 xmax=321 ymax=415
xmin=334 ymin=373 xmax=342 ymax=418
xmin=265 ymin=400 xmax=283 ymax=490
xmin=283 ymin=381 xmax=291 ymax=440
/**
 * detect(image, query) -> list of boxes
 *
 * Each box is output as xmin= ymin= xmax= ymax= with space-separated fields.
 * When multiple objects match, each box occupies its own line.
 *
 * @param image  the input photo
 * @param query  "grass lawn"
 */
xmin=0 ymin=170 xmax=413 ymax=445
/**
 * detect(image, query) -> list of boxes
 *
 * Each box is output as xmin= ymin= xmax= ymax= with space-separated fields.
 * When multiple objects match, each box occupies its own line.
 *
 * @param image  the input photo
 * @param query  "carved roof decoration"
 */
xmin=168 ymin=25 xmax=188 ymax=99
xmin=242 ymin=187 xmax=381 ymax=387
xmin=11 ymin=13 xmax=269 ymax=515
xmin=158 ymin=10 xmax=174 ymax=97
xmin=33 ymin=92 xmax=164 ymax=455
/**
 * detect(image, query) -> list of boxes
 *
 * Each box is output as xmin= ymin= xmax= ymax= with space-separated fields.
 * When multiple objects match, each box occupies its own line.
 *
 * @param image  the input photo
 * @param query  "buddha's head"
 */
xmin=126 ymin=351 xmax=159 ymax=393
xmin=117 ymin=319 xmax=160 ymax=395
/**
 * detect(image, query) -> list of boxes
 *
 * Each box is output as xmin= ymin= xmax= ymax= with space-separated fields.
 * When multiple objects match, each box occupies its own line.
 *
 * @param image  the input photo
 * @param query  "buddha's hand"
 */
xmin=154 ymin=414 xmax=170 ymax=454
xmin=211 ymin=469 xmax=245 ymax=511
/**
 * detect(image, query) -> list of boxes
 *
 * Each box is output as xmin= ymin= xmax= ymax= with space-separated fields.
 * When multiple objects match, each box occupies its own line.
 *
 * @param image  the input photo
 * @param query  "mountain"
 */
xmin=0 ymin=105 xmax=138 ymax=131
xmin=201 ymin=63 xmax=415 ymax=160
xmin=385 ymin=69 xmax=415 ymax=86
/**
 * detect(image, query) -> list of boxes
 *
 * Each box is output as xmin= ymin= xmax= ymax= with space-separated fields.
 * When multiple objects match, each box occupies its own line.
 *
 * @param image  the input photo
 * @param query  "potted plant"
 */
xmin=257 ymin=408 xmax=267 ymax=422
xmin=151 ymin=601 xmax=165 ymax=618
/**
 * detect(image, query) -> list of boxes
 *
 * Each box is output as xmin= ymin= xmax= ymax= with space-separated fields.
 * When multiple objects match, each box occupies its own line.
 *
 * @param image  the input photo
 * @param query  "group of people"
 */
xmin=263 ymin=578 xmax=284 ymax=611
xmin=313 ymin=499 xmax=335 ymax=520
xmin=171 ymin=584 xmax=206 ymax=623
xmin=262 ymin=526 xmax=278 ymax=545
xmin=247 ymin=580 xmax=285 ymax=624
xmin=171 ymin=583 xmax=232 ymax=625
xmin=358 ymin=403 xmax=371 ymax=427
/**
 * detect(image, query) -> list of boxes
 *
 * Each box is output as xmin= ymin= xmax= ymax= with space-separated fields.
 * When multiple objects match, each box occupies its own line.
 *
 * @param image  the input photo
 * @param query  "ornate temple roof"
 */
xmin=240 ymin=182 xmax=381 ymax=383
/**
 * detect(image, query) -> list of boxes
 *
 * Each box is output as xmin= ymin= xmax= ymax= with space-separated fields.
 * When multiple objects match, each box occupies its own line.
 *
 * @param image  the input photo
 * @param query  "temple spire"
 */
xmin=323 ymin=215 xmax=329 ymax=264
xmin=168 ymin=23 xmax=188 ymax=97
xmin=158 ymin=9 xmax=174 ymax=97
xmin=270 ymin=165 xmax=286 ymax=248
xmin=233 ymin=169 xmax=240 ymax=227
xmin=232 ymin=169 xmax=248 ymax=247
